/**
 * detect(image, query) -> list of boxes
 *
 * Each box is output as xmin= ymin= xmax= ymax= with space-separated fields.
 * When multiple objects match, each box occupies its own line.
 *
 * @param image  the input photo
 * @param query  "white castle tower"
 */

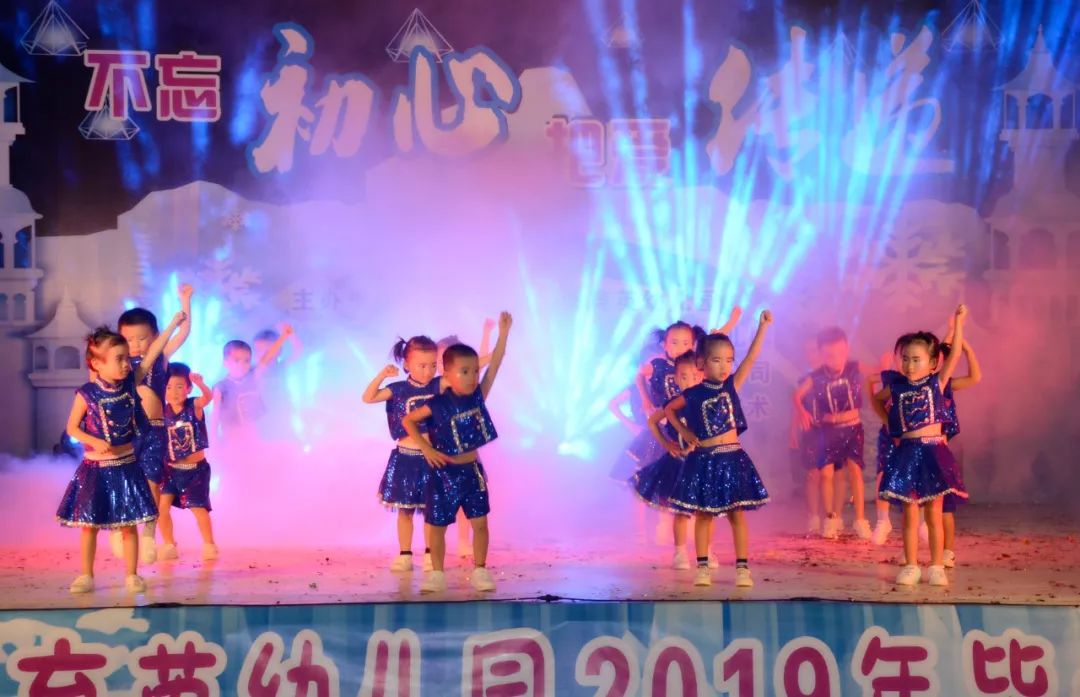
xmin=27 ymin=288 xmax=92 ymax=452
xmin=0 ymin=62 xmax=43 ymax=326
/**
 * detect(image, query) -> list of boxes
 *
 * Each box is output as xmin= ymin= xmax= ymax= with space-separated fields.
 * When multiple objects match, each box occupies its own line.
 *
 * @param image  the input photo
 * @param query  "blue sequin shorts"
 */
xmin=162 ymin=459 xmax=212 ymax=510
xmin=820 ymin=421 xmax=864 ymax=468
xmin=424 ymin=461 xmax=490 ymax=527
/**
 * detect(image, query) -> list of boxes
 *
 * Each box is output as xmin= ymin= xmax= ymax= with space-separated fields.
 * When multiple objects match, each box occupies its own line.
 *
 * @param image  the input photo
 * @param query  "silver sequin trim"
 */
xmin=880 ymin=488 xmax=968 ymax=505
xmin=85 ymin=453 xmax=138 ymax=467
xmin=397 ymin=445 xmax=423 ymax=456
xmin=668 ymin=495 xmax=771 ymax=514
xmin=166 ymin=459 xmax=205 ymax=471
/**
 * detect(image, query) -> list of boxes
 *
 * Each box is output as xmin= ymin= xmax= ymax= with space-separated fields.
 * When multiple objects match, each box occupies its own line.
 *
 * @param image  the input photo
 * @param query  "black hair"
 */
xmin=223 ymin=339 xmax=252 ymax=358
xmin=168 ymin=361 xmax=193 ymax=386
xmin=816 ymin=326 xmax=847 ymax=347
xmin=442 ymin=343 xmax=478 ymax=371
xmin=696 ymin=332 xmax=734 ymax=362
xmin=85 ymin=326 xmax=126 ymax=369
xmin=117 ymin=307 xmax=159 ymax=334
xmin=894 ymin=331 xmax=942 ymax=362
xmin=254 ymin=329 xmax=279 ymax=343
xmin=391 ymin=335 xmax=439 ymax=365
xmin=938 ymin=342 xmax=953 ymax=360
xmin=673 ymin=350 xmax=698 ymax=369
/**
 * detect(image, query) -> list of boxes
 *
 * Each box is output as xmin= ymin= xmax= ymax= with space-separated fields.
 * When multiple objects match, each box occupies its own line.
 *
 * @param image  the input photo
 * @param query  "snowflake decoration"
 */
xmin=868 ymin=224 xmax=965 ymax=313
xmin=222 ymin=212 xmax=246 ymax=232
xmin=197 ymin=257 xmax=262 ymax=310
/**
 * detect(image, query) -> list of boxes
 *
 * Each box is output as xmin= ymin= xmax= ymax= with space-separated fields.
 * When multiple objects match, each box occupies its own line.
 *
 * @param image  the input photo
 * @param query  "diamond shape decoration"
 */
xmin=21 ymin=0 xmax=89 ymax=56
xmin=78 ymin=95 xmax=139 ymax=140
xmin=386 ymin=8 xmax=454 ymax=63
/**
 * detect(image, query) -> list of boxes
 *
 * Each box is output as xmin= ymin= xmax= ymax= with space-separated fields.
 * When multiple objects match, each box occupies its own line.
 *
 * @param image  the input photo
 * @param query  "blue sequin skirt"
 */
xmin=875 ymin=426 xmax=896 ymax=476
xmin=880 ymin=436 xmax=967 ymax=505
xmin=630 ymin=454 xmax=692 ymax=514
xmin=56 ymin=454 xmax=159 ymax=529
xmin=378 ymin=446 xmax=429 ymax=510
xmin=669 ymin=444 xmax=770 ymax=514
xmin=610 ymin=430 xmax=664 ymax=481
xmin=136 ymin=422 xmax=167 ymax=485
xmin=162 ymin=459 xmax=212 ymax=510
xmin=821 ymin=421 xmax=864 ymax=468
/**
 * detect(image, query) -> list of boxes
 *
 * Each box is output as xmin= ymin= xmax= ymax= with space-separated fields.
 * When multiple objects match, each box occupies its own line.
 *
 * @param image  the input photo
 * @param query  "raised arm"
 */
xmin=711 ymin=305 xmax=743 ymax=335
xmin=664 ymin=395 xmax=697 ymax=447
xmin=66 ymin=393 xmax=111 ymax=455
xmin=402 ymin=405 xmax=445 ymax=467
xmin=192 ymin=373 xmax=214 ymax=416
xmin=479 ymin=312 xmax=512 ymax=399
xmin=164 ymin=284 xmax=194 ymax=358
xmin=478 ymin=317 xmax=495 ymax=368
xmin=362 ymin=365 xmax=399 ymax=404
xmin=792 ymin=376 xmax=813 ymax=431
xmin=138 ymin=312 xmax=186 ymax=383
xmin=733 ymin=310 xmax=773 ymax=390
xmin=951 ymin=341 xmax=982 ymax=391
xmin=936 ymin=305 xmax=966 ymax=386
xmin=255 ymin=324 xmax=294 ymax=376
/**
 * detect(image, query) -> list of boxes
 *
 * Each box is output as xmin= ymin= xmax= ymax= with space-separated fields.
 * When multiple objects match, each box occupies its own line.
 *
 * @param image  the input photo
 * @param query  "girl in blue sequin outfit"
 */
xmin=871 ymin=305 xmax=969 ymax=587
xmin=363 ymin=336 xmax=442 ymax=573
xmin=667 ymin=310 xmax=772 ymax=588
xmin=113 ymin=283 xmax=194 ymax=564
xmin=630 ymin=351 xmax=702 ymax=569
xmin=404 ymin=312 xmax=512 ymax=595
xmin=158 ymin=362 xmax=218 ymax=562
xmin=58 ymin=314 xmax=186 ymax=595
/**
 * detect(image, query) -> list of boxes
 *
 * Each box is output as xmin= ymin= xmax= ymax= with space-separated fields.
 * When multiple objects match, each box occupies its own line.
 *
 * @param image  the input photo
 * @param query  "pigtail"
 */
xmin=391 ymin=337 xmax=409 ymax=365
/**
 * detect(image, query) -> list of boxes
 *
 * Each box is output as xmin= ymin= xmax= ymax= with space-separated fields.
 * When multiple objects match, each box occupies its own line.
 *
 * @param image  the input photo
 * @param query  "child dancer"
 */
xmin=58 ymin=313 xmax=186 ymax=594
xmin=791 ymin=338 xmax=823 ymax=535
xmin=938 ymin=338 xmax=981 ymax=567
xmin=404 ymin=312 xmax=512 ymax=594
xmin=158 ymin=363 xmax=218 ymax=561
xmin=212 ymin=326 xmax=293 ymax=439
xmin=793 ymin=327 xmax=875 ymax=540
xmin=630 ymin=350 xmax=702 ymax=569
xmin=668 ymin=310 xmax=772 ymax=587
xmin=362 ymin=335 xmax=441 ymax=572
xmin=114 ymin=284 xmax=194 ymax=562
xmin=873 ymin=305 xmax=968 ymax=587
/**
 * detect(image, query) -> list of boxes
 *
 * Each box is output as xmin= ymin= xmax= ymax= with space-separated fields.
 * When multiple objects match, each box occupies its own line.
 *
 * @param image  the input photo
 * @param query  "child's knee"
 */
xmin=470 ymin=516 xmax=489 ymax=533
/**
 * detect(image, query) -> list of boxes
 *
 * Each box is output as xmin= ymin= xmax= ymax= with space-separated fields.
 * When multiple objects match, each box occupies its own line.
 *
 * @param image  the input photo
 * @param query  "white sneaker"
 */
xmin=69 ymin=574 xmax=94 ymax=594
xmin=423 ymin=552 xmax=434 ymax=572
xmin=807 ymin=515 xmax=821 ymax=536
xmin=390 ymin=554 xmax=413 ymax=572
xmin=895 ymin=565 xmax=922 ymax=586
xmin=821 ymin=516 xmax=841 ymax=540
xmin=694 ymin=567 xmax=711 ymax=587
xmin=928 ymin=565 xmax=949 ymax=586
xmin=471 ymin=567 xmax=496 ymax=592
xmin=735 ymin=567 xmax=754 ymax=587
xmin=708 ymin=553 xmax=720 ymax=569
xmin=202 ymin=544 xmax=219 ymax=561
xmin=943 ymin=550 xmax=956 ymax=569
xmin=159 ymin=543 xmax=179 ymax=560
xmin=108 ymin=529 xmax=124 ymax=559
xmin=420 ymin=570 xmax=446 ymax=593
xmin=871 ymin=519 xmax=892 ymax=545
xmin=139 ymin=535 xmax=157 ymax=564
xmin=918 ymin=521 xmax=929 ymax=543
xmin=853 ymin=519 xmax=873 ymax=540
xmin=125 ymin=574 xmax=147 ymax=593
xmin=672 ymin=548 xmax=690 ymax=570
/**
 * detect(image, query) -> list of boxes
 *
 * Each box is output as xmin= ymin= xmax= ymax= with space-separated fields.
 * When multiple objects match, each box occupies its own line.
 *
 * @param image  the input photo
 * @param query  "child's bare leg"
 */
xmin=847 ymin=460 xmax=866 ymax=521
xmin=728 ymin=509 xmax=748 ymax=560
xmin=456 ymin=509 xmax=471 ymax=553
xmin=80 ymin=528 xmax=97 ymax=577
xmin=694 ymin=514 xmax=713 ymax=560
xmin=831 ymin=463 xmax=846 ymax=518
xmin=396 ymin=509 xmax=414 ymax=552
xmin=191 ymin=508 xmax=215 ymax=545
xmin=806 ymin=468 xmax=821 ymax=519
xmin=943 ymin=511 xmax=956 ymax=551
xmin=158 ymin=494 xmax=176 ymax=546
xmin=144 ymin=481 xmax=161 ymax=536
xmin=924 ymin=498 xmax=944 ymax=566
xmin=901 ymin=503 xmax=919 ymax=567
xmin=121 ymin=525 xmax=139 ymax=576
xmin=820 ymin=464 xmax=835 ymax=517
xmin=673 ymin=514 xmax=689 ymax=548
xmin=875 ymin=472 xmax=889 ymax=522
xmin=429 ymin=525 xmax=448 ymax=571
xmin=470 ymin=516 xmax=490 ymax=567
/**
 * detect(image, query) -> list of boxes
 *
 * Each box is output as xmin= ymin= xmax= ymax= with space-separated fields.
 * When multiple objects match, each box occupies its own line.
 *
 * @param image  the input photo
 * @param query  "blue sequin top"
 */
xmin=77 ymin=374 xmax=147 ymax=446
xmin=647 ymin=357 xmax=679 ymax=407
xmin=214 ymin=372 xmax=265 ymax=426
xmin=809 ymin=361 xmax=862 ymax=421
xmin=130 ymin=353 xmax=168 ymax=402
xmin=884 ymin=371 xmax=948 ymax=437
xmin=426 ymin=387 xmax=498 ymax=456
xmin=385 ymin=377 xmax=441 ymax=440
xmin=680 ymin=376 xmax=748 ymax=439
xmin=165 ymin=398 xmax=210 ymax=461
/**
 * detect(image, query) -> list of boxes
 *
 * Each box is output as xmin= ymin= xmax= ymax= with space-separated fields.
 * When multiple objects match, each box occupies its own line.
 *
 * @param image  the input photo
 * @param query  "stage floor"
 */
xmin=2 ymin=503 xmax=1077 ymax=610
